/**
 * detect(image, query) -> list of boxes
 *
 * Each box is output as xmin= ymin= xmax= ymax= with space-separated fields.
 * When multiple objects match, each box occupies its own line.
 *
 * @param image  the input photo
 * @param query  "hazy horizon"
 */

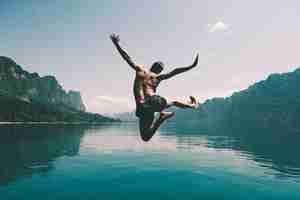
xmin=1 ymin=1 xmax=300 ymax=114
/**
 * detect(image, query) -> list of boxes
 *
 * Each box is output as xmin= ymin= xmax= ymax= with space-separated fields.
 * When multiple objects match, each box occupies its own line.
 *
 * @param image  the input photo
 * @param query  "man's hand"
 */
xmin=110 ymin=33 xmax=120 ymax=44
xmin=191 ymin=54 xmax=199 ymax=68
xmin=157 ymin=53 xmax=199 ymax=81
xmin=110 ymin=33 xmax=141 ymax=71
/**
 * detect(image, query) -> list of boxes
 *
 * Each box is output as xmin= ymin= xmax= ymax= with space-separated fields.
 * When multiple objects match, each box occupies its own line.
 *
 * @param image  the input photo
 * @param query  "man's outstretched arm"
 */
xmin=110 ymin=33 xmax=142 ymax=71
xmin=158 ymin=54 xmax=199 ymax=81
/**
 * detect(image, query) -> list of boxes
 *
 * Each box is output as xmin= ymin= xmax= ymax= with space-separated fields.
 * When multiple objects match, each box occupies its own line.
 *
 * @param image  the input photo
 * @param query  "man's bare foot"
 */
xmin=189 ymin=96 xmax=199 ymax=108
xmin=159 ymin=112 xmax=175 ymax=122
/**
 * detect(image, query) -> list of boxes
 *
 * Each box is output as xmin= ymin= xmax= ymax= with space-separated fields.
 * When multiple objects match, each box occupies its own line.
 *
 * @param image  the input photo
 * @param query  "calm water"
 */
xmin=1 ymin=123 xmax=300 ymax=200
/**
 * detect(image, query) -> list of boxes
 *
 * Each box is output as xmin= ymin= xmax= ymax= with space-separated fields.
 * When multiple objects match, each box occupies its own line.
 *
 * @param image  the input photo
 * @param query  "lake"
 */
xmin=0 ymin=123 xmax=300 ymax=200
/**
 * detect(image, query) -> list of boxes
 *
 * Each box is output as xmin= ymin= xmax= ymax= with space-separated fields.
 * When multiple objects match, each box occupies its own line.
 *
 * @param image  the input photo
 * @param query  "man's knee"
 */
xmin=141 ymin=136 xmax=151 ymax=142
xmin=140 ymin=131 xmax=152 ymax=142
xmin=165 ymin=100 xmax=174 ymax=108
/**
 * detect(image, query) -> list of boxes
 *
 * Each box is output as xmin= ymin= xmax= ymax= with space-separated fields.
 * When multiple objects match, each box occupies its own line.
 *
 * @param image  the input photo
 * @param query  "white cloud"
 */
xmin=207 ymin=21 xmax=230 ymax=33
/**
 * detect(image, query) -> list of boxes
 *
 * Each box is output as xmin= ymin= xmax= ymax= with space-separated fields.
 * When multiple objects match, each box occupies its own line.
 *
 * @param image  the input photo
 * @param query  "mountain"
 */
xmin=112 ymin=111 xmax=137 ymax=122
xmin=0 ymin=56 xmax=85 ymax=111
xmin=163 ymin=67 xmax=300 ymax=134
xmin=0 ymin=56 xmax=118 ymax=123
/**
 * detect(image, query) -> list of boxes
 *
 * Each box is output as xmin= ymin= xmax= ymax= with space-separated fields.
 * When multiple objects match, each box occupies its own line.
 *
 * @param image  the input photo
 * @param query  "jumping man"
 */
xmin=110 ymin=33 xmax=199 ymax=142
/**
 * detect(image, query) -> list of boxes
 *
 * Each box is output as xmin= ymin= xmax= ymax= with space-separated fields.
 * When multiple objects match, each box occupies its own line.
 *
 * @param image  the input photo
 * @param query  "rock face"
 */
xmin=68 ymin=91 xmax=86 ymax=112
xmin=0 ymin=91 xmax=118 ymax=122
xmin=0 ymin=56 xmax=86 ymax=111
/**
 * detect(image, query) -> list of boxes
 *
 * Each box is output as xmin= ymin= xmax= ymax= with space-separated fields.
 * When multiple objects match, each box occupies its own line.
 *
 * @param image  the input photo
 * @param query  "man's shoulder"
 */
xmin=136 ymin=66 xmax=149 ymax=76
xmin=135 ymin=64 xmax=146 ymax=72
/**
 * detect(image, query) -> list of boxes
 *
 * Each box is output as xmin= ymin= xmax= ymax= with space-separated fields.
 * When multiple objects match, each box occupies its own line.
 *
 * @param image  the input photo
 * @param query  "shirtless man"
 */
xmin=110 ymin=33 xmax=199 ymax=142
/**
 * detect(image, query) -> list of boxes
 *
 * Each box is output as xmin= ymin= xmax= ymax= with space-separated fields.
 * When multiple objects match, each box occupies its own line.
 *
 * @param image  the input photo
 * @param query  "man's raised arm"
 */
xmin=158 ymin=54 xmax=199 ymax=81
xmin=110 ymin=33 xmax=142 ymax=71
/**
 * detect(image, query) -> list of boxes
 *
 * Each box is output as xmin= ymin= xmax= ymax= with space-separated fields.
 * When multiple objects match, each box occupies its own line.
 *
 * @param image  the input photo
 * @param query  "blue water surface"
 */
xmin=0 ymin=123 xmax=300 ymax=200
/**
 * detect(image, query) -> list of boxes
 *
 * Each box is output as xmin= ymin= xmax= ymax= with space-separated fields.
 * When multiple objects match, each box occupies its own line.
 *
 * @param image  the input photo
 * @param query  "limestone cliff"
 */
xmin=0 ymin=56 xmax=86 ymax=111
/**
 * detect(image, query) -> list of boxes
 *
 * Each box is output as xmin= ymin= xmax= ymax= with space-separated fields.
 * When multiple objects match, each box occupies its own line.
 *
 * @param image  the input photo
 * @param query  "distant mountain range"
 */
xmin=118 ymin=67 xmax=300 ymax=133
xmin=112 ymin=111 xmax=137 ymax=122
xmin=0 ymin=56 xmax=118 ymax=123
xmin=163 ymin=67 xmax=300 ymax=134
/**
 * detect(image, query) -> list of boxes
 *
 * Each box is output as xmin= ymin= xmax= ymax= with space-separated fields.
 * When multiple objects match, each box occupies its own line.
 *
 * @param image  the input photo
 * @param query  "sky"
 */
xmin=1 ymin=0 xmax=300 ymax=114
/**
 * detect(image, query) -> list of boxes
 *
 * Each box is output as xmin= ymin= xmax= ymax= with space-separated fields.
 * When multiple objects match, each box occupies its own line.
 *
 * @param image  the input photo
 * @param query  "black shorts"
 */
xmin=136 ymin=95 xmax=167 ymax=118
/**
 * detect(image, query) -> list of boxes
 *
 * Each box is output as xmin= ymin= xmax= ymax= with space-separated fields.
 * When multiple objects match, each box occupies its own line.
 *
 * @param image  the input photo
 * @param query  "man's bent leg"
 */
xmin=139 ymin=114 xmax=155 ymax=142
xmin=139 ymin=112 xmax=174 ymax=142
xmin=167 ymin=96 xmax=198 ymax=109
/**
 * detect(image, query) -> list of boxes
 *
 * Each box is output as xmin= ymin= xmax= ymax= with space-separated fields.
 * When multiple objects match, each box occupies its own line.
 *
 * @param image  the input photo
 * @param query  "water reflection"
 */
xmin=0 ymin=125 xmax=88 ymax=185
xmin=228 ymin=130 xmax=300 ymax=178
xmin=82 ymin=124 xmax=300 ymax=179
xmin=1 ymin=123 xmax=300 ymax=187
xmin=162 ymin=124 xmax=300 ymax=178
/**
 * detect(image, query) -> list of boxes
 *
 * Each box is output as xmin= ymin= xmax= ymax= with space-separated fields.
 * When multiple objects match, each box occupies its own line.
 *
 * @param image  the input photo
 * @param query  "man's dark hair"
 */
xmin=150 ymin=61 xmax=164 ymax=74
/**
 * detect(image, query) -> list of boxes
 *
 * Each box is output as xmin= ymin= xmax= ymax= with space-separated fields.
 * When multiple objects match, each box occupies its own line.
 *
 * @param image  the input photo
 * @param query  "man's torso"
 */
xmin=133 ymin=67 xmax=160 ymax=105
